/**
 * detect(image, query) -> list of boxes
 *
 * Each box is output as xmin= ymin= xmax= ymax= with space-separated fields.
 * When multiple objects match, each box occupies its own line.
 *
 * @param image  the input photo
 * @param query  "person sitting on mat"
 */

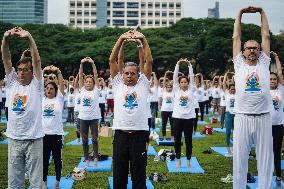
xmin=172 ymin=58 xmax=196 ymax=168
xmin=109 ymin=29 xmax=153 ymax=189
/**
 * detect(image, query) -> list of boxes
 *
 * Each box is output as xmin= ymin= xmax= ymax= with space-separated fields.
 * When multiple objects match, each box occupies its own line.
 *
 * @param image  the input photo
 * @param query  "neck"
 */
xmin=270 ymin=86 xmax=277 ymax=90
xmin=246 ymin=60 xmax=257 ymax=66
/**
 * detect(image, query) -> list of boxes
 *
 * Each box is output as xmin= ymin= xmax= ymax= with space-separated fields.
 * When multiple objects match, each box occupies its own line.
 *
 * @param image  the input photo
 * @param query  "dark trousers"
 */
xmin=161 ymin=111 xmax=173 ymax=136
xmin=150 ymin=102 xmax=158 ymax=129
xmin=43 ymin=135 xmax=62 ymax=182
xmin=209 ymin=97 xmax=213 ymax=108
xmin=99 ymin=103 xmax=105 ymax=123
xmin=67 ymin=107 xmax=74 ymax=122
xmin=74 ymin=112 xmax=80 ymax=138
xmin=272 ymin=125 xmax=283 ymax=177
xmin=113 ymin=130 xmax=148 ymax=189
xmin=5 ymin=107 xmax=8 ymax=120
xmin=204 ymin=100 xmax=209 ymax=114
xmin=173 ymin=118 xmax=194 ymax=160
xmin=80 ymin=119 xmax=99 ymax=160
xmin=198 ymin=101 xmax=205 ymax=121
xmin=194 ymin=108 xmax=199 ymax=132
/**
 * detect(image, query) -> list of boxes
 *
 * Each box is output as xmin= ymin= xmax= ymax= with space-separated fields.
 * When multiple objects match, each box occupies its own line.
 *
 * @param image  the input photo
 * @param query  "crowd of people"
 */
xmin=0 ymin=6 xmax=283 ymax=189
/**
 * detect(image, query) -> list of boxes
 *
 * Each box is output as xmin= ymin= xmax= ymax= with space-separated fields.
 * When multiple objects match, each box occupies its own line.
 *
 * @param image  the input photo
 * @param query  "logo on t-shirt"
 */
xmin=43 ymin=104 xmax=55 ymax=117
xmin=82 ymin=96 xmax=92 ymax=106
xmin=76 ymin=98 xmax=81 ymax=105
xmin=69 ymin=96 xmax=74 ymax=103
xmin=272 ymin=96 xmax=280 ymax=111
xmin=179 ymin=96 xmax=188 ymax=107
xmin=165 ymin=96 xmax=172 ymax=104
xmin=12 ymin=94 xmax=27 ymax=114
xmin=108 ymin=91 xmax=112 ymax=95
xmin=245 ymin=72 xmax=261 ymax=92
xmin=230 ymin=98 xmax=235 ymax=108
xmin=99 ymin=92 xmax=102 ymax=97
xmin=123 ymin=92 xmax=138 ymax=109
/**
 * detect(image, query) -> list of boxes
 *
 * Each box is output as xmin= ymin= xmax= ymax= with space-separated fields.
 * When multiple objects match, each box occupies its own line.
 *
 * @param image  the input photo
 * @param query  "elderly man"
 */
xmin=232 ymin=7 xmax=273 ymax=189
xmin=1 ymin=27 xmax=44 ymax=189
xmin=109 ymin=30 xmax=153 ymax=189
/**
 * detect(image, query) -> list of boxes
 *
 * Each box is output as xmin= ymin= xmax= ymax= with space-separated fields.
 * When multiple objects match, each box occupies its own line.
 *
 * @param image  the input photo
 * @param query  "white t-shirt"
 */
xmin=208 ymin=88 xmax=212 ymax=97
xmin=78 ymin=87 xmax=101 ymax=120
xmin=202 ymin=89 xmax=209 ymax=101
xmin=158 ymin=86 xmax=163 ymax=98
xmin=42 ymin=91 xmax=64 ymax=135
xmin=225 ymin=92 xmax=235 ymax=114
xmin=220 ymin=90 xmax=226 ymax=107
xmin=160 ymin=90 xmax=174 ymax=112
xmin=149 ymin=86 xmax=159 ymax=102
xmin=67 ymin=93 xmax=75 ymax=107
xmin=194 ymin=87 xmax=205 ymax=102
xmin=270 ymin=85 xmax=284 ymax=125
xmin=0 ymin=87 xmax=2 ymax=102
xmin=74 ymin=90 xmax=81 ymax=112
xmin=99 ymin=88 xmax=107 ymax=104
xmin=106 ymin=88 xmax=114 ymax=99
xmin=111 ymin=73 xmax=150 ymax=131
xmin=233 ymin=52 xmax=271 ymax=114
xmin=172 ymin=86 xmax=196 ymax=119
xmin=5 ymin=69 xmax=44 ymax=140
xmin=212 ymin=87 xmax=221 ymax=98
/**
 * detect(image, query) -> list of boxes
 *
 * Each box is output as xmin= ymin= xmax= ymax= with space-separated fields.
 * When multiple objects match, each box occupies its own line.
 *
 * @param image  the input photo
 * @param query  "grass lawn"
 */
xmin=0 ymin=112 xmax=280 ymax=189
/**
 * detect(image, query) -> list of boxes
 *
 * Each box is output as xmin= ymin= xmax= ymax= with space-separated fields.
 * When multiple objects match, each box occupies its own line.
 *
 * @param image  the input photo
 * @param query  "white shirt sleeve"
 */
xmin=258 ymin=51 xmax=271 ymax=68
xmin=111 ymin=73 xmax=123 ymax=89
xmin=233 ymin=52 xmax=245 ymax=69
xmin=4 ymin=68 xmax=17 ymax=88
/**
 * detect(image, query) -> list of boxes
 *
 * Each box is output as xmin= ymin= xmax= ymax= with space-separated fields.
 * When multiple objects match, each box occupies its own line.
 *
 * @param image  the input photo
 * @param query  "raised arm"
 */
xmin=223 ymin=73 xmax=228 ymax=91
xmin=118 ymin=40 xmax=126 ymax=73
xmin=88 ymin=57 xmax=100 ymax=88
xmin=271 ymin=51 xmax=284 ymax=87
xmin=74 ymin=73 xmax=79 ymax=90
xmin=1 ymin=28 xmax=15 ymax=75
xmin=78 ymin=58 xmax=85 ymax=89
xmin=232 ymin=9 xmax=243 ymax=58
xmin=259 ymin=8 xmax=270 ymax=56
xmin=14 ymin=27 xmax=42 ymax=80
xmin=138 ymin=42 xmax=145 ymax=74
xmin=173 ymin=60 xmax=181 ymax=86
xmin=152 ymin=72 xmax=158 ymax=87
xmin=55 ymin=66 xmax=64 ymax=95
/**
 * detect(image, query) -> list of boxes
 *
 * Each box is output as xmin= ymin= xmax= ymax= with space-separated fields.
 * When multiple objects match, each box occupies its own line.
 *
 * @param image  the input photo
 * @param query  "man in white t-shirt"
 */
xmin=232 ymin=7 xmax=273 ymax=189
xmin=1 ymin=27 xmax=44 ymax=189
xmin=109 ymin=30 xmax=153 ymax=189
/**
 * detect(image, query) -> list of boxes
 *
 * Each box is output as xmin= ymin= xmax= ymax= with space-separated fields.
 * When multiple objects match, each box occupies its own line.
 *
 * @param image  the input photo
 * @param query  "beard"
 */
xmin=247 ymin=54 xmax=258 ymax=61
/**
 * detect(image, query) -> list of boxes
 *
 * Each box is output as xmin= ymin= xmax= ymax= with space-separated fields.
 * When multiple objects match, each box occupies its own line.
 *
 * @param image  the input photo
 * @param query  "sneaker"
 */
xmin=221 ymin=174 xmax=233 ymax=183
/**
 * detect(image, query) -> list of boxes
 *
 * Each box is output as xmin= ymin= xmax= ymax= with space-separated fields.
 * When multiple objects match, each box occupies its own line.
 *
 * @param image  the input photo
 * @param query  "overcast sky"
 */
xmin=48 ymin=0 xmax=284 ymax=34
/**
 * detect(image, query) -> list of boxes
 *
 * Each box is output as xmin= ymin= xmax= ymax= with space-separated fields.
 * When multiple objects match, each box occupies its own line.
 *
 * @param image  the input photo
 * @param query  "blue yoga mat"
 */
xmin=167 ymin=157 xmax=205 ymax=173
xmin=155 ymin=138 xmax=182 ymax=146
xmin=197 ymin=121 xmax=209 ymax=125
xmin=147 ymin=146 xmax=157 ymax=156
xmin=213 ymin=128 xmax=226 ymax=133
xmin=182 ymin=132 xmax=206 ymax=139
xmin=61 ymin=118 xmax=67 ymax=123
xmin=77 ymin=157 xmax=112 ymax=172
xmin=0 ymin=139 xmax=8 ymax=144
xmin=108 ymin=177 xmax=154 ymax=189
xmin=282 ymin=160 xmax=284 ymax=170
xmin=211 ymin=147 xmax=232 ymax=157
xmin=150 ymin=128 xmax=160 ymax=133
xmin=29 ymin=176 xmax=74 ymax=189
xmin=64 ymin=131 xmax=69 ymax=136
xmin=66 ymin=138 xmax=92 ymax=145
xmin=0 ymin=119 xmax=7 ymax=123
xmin=247 ymin=176 xmax=283 ymax=189
xmin=64 ymin=123 xmax=76 ymax=127
xmin=198 ymin=113 xmax=211 ymax=117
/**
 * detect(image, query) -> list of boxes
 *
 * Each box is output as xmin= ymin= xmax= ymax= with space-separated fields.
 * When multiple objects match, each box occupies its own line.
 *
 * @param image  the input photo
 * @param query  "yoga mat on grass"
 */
xmin=147 ymin=146 xmax=157 ymax=156
xmin=182 ymin=132 xmax=206 ymax=139
xmin=64 ymin=123 xmax=76 ymax=127
xmin=150 ymin=128 xmax=160 ymax=133
xmin=213 ymin=128 xmax=226 ymax=133
xmin=210 ymin=147 xmax=232 ymax=157
xmin=198 ymin=113 xmax=211 ymax=117
xmin=77 ymin=157 xmax=112 ymax=172
xmin=247 ymin=176 xmax=283 ymax=189
xmin=66 ymin=138 xmax=92 ymax=145
xmin=0 ymin=139 xmax=8 ymax=144
xmin=197 ymin=121 xmax=209 ymax=125
xmin=155 ymin=138 xmax=182 ymax=146
xmin=64 ymin=131 xmax=69 ymax=136
xmin=29 ymin=176 xmax=74 ymax=189
xmin=108 ymin=177 xmax=154 ymax=189
xmin=167 ymin=157 xmax=205 ymax=173
xmin=281 ymin=160 xmax=284 ymax=170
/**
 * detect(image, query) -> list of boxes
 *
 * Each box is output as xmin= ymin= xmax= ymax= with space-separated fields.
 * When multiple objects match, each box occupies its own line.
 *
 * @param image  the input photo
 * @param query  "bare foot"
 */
xmin=43 ymin=181 xmax=47 ymax=189
xmin=94 ymin=158 xmax=98 ymax=167
xmin=176 ymin=159 xmax=181 ymax=168
xmin=187 ymin=160 xmax=191 ymax=168
xmin=85 ymin=159 xmax=90 ymax=167
xmin=53 ymin=180 xmax=59 ymax=189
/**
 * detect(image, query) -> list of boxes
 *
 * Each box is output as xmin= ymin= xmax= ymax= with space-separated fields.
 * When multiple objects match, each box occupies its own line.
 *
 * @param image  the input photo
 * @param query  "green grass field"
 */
xmin=0 ymin=112 xmax=280 ymax=189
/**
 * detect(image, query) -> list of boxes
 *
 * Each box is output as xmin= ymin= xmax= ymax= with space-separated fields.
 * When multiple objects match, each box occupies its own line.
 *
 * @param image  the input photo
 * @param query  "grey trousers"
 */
xmin=8 ymin=138 xmax=43 ymax=189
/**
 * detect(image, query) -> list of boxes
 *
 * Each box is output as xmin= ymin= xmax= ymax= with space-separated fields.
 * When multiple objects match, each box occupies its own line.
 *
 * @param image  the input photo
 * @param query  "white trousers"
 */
xmin=233 ymin=113 xmax=274 ymax=189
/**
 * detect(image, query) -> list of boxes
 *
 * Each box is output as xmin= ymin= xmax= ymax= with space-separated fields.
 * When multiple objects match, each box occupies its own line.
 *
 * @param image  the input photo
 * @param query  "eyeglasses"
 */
xmin=17 ymin=68 xmax=31 ymax=73
xmin=244 ymin=46 xmax=259 ymax=51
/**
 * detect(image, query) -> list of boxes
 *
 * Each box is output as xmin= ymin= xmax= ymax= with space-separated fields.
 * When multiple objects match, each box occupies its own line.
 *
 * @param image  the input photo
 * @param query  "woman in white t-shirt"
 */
xmin=78 ymin=57 xmax=101 ymax=167
xmin=219 ymin=76 xmax=226 ymax=129
xmin=42 ymin=66 xmax=65 ymax=189
xmin=66 ymin=87 xmax=75 ymax=124
xmin=270 ymin=52 xmax=284 ymax=183
xmin=172 ymin=58 xmax=196 ymax=168
xmin=211 ymin=76 xmax=222 ymax=114
xmin=149 ymin=72 xmax=159 ymax=132
xmin=160 ymin=71 xmax=174 ymax=141
xmin=98 ymin=78 xmax=107 ymax=124
xmin=106 ymin=82 xmax=114 ymax=117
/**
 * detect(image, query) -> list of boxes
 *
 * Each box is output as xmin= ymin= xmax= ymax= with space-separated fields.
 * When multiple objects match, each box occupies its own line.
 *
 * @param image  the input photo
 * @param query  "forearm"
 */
xmin=57 ymin=72 xmax=65 ymax=94
xmin=260 ymin=10 xmax=270 ymax=54
xmin=173 ymin=64 xmax=179 ymax=85
xmin=118 ymin=42 xmax=125 ymax=72
xmin=1 ymin=37 xmax=13 ymax=74
xmin=28 ymin=35 xmax=42 ymax=77
xmin=78 ymin=66 xmax=84 ymax=88
xmin=138 ymin=46 xmax=145 ymax=74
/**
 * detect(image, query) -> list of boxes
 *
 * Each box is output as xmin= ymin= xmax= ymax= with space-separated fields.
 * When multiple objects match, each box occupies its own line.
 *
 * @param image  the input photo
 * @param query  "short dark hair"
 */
xmin=16 ymin=57 xmax=33 ymax=70
xmin=178 ymin=76 xmax=189 ymax=83
xmin=44 ymin=81 xmax=58 ymax=97
xmin=270 ymin=72 xmax=279 ymax=81
xmin=228 ymin=83 xmax=235 ymax=89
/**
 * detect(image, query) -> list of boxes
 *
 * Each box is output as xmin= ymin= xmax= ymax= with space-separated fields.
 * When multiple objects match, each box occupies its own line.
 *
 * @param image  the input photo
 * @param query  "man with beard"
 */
xmin=232 ymin=6 xmax=273 ymax=189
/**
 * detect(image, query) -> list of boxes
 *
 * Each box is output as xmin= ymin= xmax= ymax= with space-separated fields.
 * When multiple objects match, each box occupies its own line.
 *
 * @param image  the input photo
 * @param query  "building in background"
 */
xmin=208 ymin=1 xmax=219 ymax=18
xmin=69 ymin=0 xmax=183 ymax=30
xmin=0 ymin=0 xmax=47 ymax=25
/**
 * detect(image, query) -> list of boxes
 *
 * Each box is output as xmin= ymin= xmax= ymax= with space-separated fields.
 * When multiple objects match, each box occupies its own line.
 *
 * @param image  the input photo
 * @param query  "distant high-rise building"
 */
xmin=0 ymin=0 xmax=47 ymax=25
xmin=69 ymin=0 xmax=183 ymax=30
xmin=208 ymin=1 xmax=219 ymax=18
